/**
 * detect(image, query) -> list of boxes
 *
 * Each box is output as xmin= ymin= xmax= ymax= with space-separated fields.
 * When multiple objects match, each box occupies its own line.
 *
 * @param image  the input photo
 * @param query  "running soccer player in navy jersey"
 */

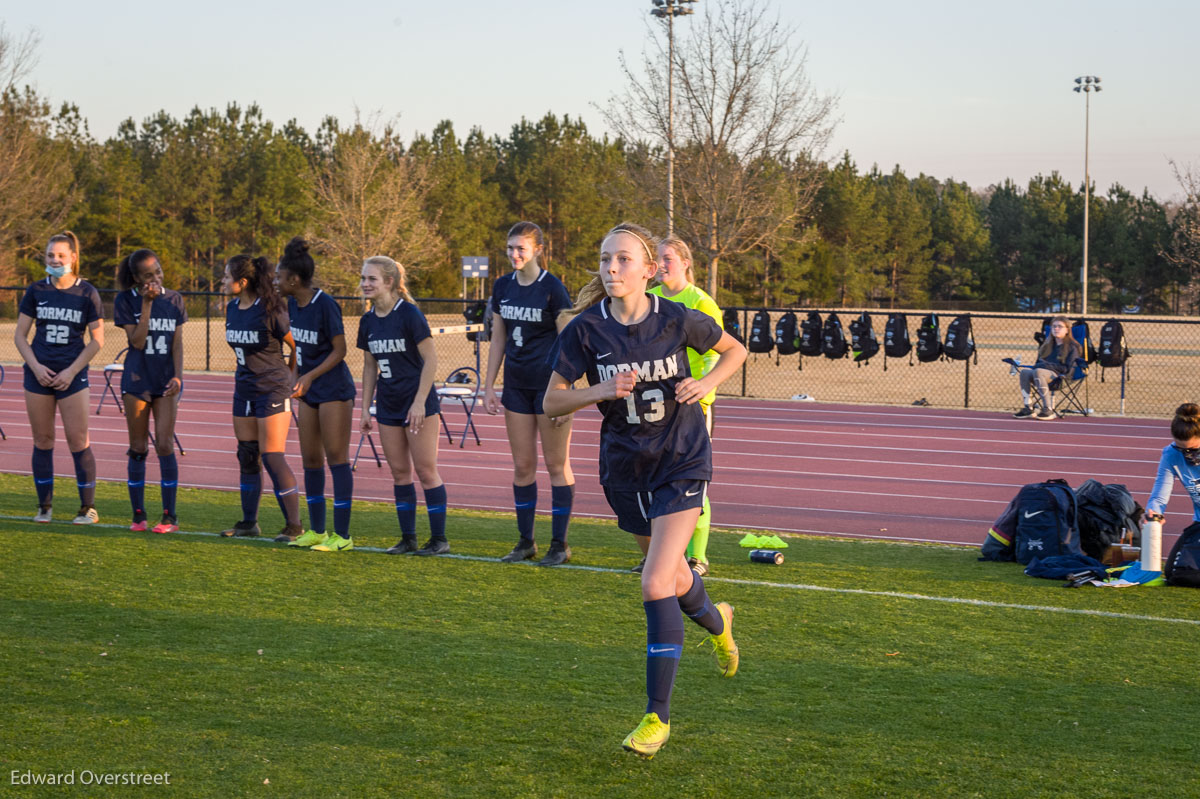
xmin=357 ymin=256 xmax=450 ymax=557
xmin=113 ymin=249 xmax=186 ymax=533
xmin=273 ymin=238 xmax=357 ymax=553
xmin=483 ymin=221 xmax=577 ymax=566
xmin=218 ymin=254 xmax=304 ymax=542
xmin=544 ymin=222 xmax=747 ymax=758
xmin=14 ymin=231 xmax=105 ymax=525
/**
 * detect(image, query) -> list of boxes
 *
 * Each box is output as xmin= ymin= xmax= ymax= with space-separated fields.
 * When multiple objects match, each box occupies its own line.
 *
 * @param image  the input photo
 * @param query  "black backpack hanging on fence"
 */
xmin=1098 ymin=319 xmax=1129 ymax=370
xmin=799 ymin=311 xmax=823 ymax=357
xmin=821 ymin=312 xmax=848 ymax=359
xmin=849 ymin=312 xmax=879 ymax=365
xmin=883 ymin=312 xmax=911 ymax=371
xmin=747 ymin=310 xmax=773 ymax=354
xmin=723 ymin=308 xmax=743 ymax=344
xmin=915 ymin=313 xmax=942 ymax=362
xmin=942 ymin=315 xmax=976 ymax=362
xmin=1165 ymin=521 xmax=1200 ymax=588
xmin=774 ymin=312 xmax=800 ymax=359
xmin=464 ymin=300 xmax=488 ymax=342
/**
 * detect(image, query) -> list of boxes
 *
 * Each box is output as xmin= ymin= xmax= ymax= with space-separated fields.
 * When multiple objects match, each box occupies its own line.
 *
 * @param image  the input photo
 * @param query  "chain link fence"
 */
xmin=1 ymin=287 xmax=1196 ymax=418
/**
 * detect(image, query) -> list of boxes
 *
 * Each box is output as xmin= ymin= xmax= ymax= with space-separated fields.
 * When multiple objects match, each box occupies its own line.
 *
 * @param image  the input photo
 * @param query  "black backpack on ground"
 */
xmin=980 ymin=479 xmax=1081 ymax=565
xmin=748 ymin=310 xmax=773 ymax=354
xmin=723 ymin=308 xmax=743 ymax=344
xmin=916 ymin=313 xmax=942 ymax=362
xmin=799 ymin=312 xmax=823 ymax=357
xmin=849 ymin=312 xmax=879 ymax=365
xmin=775 ymin=312 xmax=800 ymax=358
xmin=1097 ymin=319 xmax=1129 ymax=380
xmin=942 ymin=314 xmax=976 ymax=362
xmin=1074 ymin=479 xmax=1144 ymax=560
xmin=821 ymin=312 xmax=848 ymax=359
xmin=464 ymin=300 xmax=489 ymax=342
xmin=1165 ymin=521 xmax=1200 ymax=587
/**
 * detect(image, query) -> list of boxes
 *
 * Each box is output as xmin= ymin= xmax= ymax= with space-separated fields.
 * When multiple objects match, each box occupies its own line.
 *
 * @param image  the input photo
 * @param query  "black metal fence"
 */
xmin=1 ymin=287 xmax=1196 ymax=417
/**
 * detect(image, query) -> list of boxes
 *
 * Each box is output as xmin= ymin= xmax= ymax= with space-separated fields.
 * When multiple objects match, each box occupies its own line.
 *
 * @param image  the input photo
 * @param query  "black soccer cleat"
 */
xmin=385 ymin=538 xmax=420 ymax=555
xmin=537 ymin=544 xmax=572 ymax=567
xmin=631 ymin=557 xmax=646 ymax=574
xmin=500 ymin=541 xmax=538 ymax=563
xmin=415 ymin=538 xmax=450 ymax=556
xmin=221 ymin=520 xmax=261 ymax=538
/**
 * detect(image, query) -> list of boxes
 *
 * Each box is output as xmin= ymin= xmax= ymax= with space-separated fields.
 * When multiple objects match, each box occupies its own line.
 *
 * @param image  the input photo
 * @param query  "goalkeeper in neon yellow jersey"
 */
xmin=648 ymin=234 xmax=722 ymax=576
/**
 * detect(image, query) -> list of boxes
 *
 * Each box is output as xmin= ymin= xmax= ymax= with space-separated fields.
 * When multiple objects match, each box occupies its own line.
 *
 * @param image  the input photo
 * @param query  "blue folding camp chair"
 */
xmin=1050 ymin=358 xmax=1090 ymax=417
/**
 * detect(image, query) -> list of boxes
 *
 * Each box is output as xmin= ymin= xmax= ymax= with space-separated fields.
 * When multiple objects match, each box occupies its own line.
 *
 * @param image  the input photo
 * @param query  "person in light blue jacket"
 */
xmin=1145 ymin=403 xmax=1200 ymax=525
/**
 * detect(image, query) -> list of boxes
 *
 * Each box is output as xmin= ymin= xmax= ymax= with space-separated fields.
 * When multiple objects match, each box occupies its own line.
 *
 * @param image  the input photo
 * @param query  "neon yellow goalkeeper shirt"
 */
xmin=648 ymin=283 xmax=723 ymax=408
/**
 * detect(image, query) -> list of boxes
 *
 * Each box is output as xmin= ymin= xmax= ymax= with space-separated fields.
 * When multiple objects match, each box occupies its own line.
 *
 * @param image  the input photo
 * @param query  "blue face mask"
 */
xmin=45 ymin=263 xmax=71 ymax=279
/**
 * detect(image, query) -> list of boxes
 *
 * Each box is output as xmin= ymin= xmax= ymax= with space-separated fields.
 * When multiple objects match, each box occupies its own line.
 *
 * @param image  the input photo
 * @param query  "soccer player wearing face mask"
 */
xmin=15 ymin=231 xmax=105 ymax=525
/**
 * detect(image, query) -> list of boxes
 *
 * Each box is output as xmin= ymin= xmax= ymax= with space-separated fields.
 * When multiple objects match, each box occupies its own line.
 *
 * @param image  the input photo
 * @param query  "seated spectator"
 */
xmin=1012 ymin=316 xmax=1082 ymax=420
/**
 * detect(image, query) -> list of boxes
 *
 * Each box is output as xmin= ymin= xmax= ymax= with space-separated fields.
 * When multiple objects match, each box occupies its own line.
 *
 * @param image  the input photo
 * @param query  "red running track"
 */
xmin=0 ymin=370 xmax=1186 ymax=548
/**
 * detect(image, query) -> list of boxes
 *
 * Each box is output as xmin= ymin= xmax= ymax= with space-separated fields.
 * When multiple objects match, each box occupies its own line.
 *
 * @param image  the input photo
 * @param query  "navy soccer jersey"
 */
xmin=113 ymin=288 xmax=188 ymax=396
xmin=356 ymin=299 xmax=439 ymax=418
xmin=225 ymin=298 xmax=292 ymax=399
xmin=489 ymin=269 xmax=571 ymax=389
xmin=288 ymin=290 xmax=355 ymax=404
xmin=550 ymin=294 xmax=722 ymax=490
xmin=19 ymin=278 xmax=104 ymax=371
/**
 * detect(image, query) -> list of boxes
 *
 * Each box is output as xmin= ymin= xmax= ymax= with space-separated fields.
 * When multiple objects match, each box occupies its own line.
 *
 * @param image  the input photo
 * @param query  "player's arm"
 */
xmin=360 ymin=352 xmax=378 ymax=432
xmin=293 ymin=334 xmax=346 ymax=398
xmin=407 ymin=336 xmax=438 ymax=433
xmin=282 ymin=331 xmax=297 ymax=372
xmin=127 ymin=296 xmax=154 ymax=350
xmin=676 ymin=332 xmax=746 ymax=406
xmin=165 ymin=324 xmax=183 ymax=397
xmin=52 ymin=319 xmax=104 ymax=391
xmin=543 ymin=369 xmax=634 ymax=418
xmin=14 ymin=313 xmax=53 ymax=384
xmin=483 ymin=314 xmax=506 ymax=414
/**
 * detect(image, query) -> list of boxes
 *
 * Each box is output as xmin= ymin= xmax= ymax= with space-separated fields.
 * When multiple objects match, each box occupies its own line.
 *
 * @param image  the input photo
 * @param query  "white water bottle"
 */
xmin=1008 ymin=357 xmax=1022 ymax=376
xmin=1141 ymin=520 xmax=1163 ymax=572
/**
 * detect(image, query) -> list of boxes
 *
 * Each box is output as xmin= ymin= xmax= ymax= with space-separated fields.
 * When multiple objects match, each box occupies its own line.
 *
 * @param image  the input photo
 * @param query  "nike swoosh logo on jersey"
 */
xmin=500 ymin=299 xmax=511 ymax=303
xmin=685 ymin=489 xmax=700 ymax=497
xmin=597 ymin=352 xmax=612 ymax=359
xmin=38 ymin=301 xmax=48 ymax=306
xmin=1023 ymin=510 xmax=1045 ymax=518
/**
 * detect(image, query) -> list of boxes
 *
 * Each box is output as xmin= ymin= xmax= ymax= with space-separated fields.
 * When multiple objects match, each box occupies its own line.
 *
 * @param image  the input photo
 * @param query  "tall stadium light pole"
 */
xmin=1073 ymin=75 xmax=1101 ymax=314
xmin=651 ymin=0 xmax=697 ymax=236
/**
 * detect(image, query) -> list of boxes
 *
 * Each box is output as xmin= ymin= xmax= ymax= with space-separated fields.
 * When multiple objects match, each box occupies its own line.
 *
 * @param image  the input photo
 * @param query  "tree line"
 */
xmin=2 ymin=26 xmax=1196 ymax=313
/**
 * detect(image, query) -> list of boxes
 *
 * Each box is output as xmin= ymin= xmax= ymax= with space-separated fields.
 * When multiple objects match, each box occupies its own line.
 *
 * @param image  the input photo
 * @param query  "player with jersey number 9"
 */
xmin=544 ymin=222 xmax=747 ymax=759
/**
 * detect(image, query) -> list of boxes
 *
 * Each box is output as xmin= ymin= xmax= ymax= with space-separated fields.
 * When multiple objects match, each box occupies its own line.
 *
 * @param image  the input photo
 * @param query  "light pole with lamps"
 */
xmin=1073 ymin=75 xmax=1101 ymax=314
xmin=651 ymin=0 xmax=697 ymax=236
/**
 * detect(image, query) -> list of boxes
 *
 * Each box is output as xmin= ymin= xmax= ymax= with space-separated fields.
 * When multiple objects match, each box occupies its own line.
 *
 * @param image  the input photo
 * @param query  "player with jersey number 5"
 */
xmin=14 ymin=231 xmax=105 ymax=525
xmin=544 ymin=222 xmax=747 ymax=759
xmin=358 ymin=256 xmax=450 ymax=557
xmin=113 ymin=249 xmax=186 ymax=533
xmin=484 ymin=221 xmax=577 ymax=567
xmin=219 ymin=254 xmax=304 ymax=542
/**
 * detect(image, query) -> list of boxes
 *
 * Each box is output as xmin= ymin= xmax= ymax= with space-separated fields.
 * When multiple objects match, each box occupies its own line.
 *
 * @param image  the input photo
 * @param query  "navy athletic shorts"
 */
xmin=602 ymin=479 xmax=708 ymax=535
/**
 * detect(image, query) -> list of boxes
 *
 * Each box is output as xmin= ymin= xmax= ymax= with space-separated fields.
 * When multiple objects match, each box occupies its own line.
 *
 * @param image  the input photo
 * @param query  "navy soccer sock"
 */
xmin=71 ymin=447 xmax=96 ymax=508
xmin=262 ymin=452 xmax=301 ymax=528
xmin=127 ymin=449 xmax=148 ymax=519
xmin=330 ymin=462 xmax=353 ymax=538
xmin=158 ymin=453 xmax=179 ymax=518
xmin=303 ymin=467 xmax=327 ymax=534
xmin=32 ymin=446 xmax=54 ymax=508
xmin=644 ymin=597 xmax=685 ymax=723
xmin=394 ymin=483 xmax=417 ymax=540
xmin=424 ymin=484 xmax=448 ymax=542
xmin=513 ymin=482 xmax=537 ymax=544
xmin=677 ymin=571 xmax=725 ymax=635
xmin=550 ymin=483 xmax=575 ymax=545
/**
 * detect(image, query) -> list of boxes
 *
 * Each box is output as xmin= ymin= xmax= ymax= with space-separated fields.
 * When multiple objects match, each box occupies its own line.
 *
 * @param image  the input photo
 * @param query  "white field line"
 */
xmin=6 ymin=514 xmax=1195 ymax=628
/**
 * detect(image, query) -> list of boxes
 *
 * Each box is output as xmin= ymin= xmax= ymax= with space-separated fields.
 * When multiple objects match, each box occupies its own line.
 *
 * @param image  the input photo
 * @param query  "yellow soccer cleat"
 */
xmin=622 ymin=712 xmax=670 ymax=758
xmin=702 ymin=602 xmax=739 ymax=677
xmin=312 ymin=535 xmax=354 ymax=553
xmin=290 ymin=530 xmax=328 ymax=548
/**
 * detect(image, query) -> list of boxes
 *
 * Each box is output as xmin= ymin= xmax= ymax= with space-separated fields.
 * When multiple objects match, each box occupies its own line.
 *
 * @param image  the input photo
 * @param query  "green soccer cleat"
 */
xmin=312 ymin=535 xmax=354 ymax=553
xmin=290 ymin=530 xmax=328 ymax=548
xmin=701 ymin=602 xmax=739 ymax=677
xmin=622 ymin=712 xmax=670 ymax=758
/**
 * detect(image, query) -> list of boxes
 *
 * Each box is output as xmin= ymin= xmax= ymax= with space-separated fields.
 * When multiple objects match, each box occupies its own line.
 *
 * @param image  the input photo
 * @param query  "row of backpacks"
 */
xmin=739 ymin=310 xmax=976 ymax=371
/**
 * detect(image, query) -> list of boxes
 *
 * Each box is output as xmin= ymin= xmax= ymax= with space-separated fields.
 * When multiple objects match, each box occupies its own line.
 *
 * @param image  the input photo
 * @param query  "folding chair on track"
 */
xmin=1050 ymin=358 xmax=1090 ymax=417
xmin=352 ymin=404 xmax=384 ymax=471
xmin=435 ymin=366 xmax=482 ymax=448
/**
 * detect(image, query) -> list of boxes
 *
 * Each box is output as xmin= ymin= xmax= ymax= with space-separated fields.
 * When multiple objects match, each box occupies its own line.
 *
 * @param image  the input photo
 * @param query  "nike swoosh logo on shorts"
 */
xmin=271 ymin=402 xmax=283 ymax=408
xmin=1023 ymin=510 xmax=1045 ymax=518
xmin=685 ymin=489 xmax=700 ymax=497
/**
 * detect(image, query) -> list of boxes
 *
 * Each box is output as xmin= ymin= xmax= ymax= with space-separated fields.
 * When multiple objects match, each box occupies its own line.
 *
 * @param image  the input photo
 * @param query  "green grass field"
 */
xmin=3 ymin=473 xmax=1199 ymax=798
